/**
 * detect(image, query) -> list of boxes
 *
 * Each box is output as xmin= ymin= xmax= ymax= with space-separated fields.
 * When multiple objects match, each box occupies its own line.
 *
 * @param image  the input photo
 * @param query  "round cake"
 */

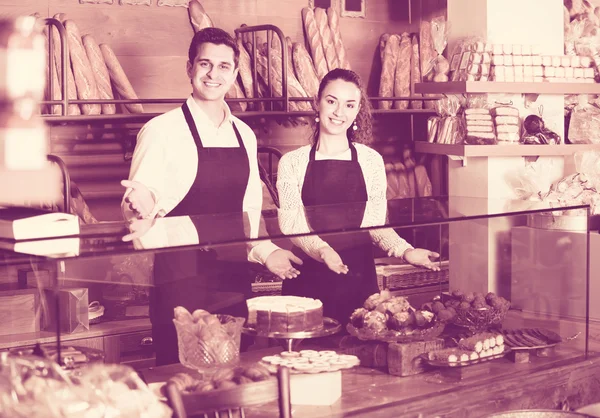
xmin=246 ymin=296 xmax=323 ymax=333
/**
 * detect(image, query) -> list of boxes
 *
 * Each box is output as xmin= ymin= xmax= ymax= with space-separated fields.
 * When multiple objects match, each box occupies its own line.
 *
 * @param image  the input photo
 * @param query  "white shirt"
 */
xmin=276 ymin=143 xmax=413 ymax=261
xmin=122 ymin=96 xmax=279 ymax=264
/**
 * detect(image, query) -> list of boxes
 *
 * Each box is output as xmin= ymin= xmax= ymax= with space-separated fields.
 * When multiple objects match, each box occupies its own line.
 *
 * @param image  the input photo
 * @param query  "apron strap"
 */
xmin=182 ymin=102 xmax=204 ymax=149
xmin=231 ymin=122 xmax=246 ymax=151
xmin=310 ymin=137 xmax=357 ymax=161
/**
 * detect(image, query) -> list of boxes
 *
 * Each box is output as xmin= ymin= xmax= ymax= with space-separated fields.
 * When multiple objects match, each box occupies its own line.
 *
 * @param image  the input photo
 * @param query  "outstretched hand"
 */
xmin=402 ymin=248 xmax=441 ymax=271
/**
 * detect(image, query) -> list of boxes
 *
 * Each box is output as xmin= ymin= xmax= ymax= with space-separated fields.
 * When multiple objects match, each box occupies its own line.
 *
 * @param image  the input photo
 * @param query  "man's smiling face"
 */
xmin=186 ymin=42 xmax=238 ymax=102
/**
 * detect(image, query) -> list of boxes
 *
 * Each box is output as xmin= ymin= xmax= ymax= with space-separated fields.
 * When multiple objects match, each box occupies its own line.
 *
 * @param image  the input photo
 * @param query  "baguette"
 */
xmin=64 ymin=20 xmax=101 ymax=115
xmin=379 ymin=34 xmax=400 ymax=110
xmin=293 ymin=42 xmax=320 ymax=99
xmin=188 ymin=0 xmax=213 ymax=33
xmin=51 ymin=14 xmax=80 ymax=115
xmin=393 ymin=33 xmax=411 ymax=110
xmin=314 ymin=8 xmax=338 ymax=70
xmin=236 ymin=38 xmax=254 ymax=107
xmin=100 ymin=43 xmax=144 ymax=113
xmin=256 ymin=53 xmax=310 ymax=112
xmin=410 ymin=34 xmax=422 ymax=109
xmin=415 ymin=165 xmax=432 ymax=197
xmin=327 ymin=7 xmax=350 ymax=69
xmin=266 ymin=50 xmax=311 ymax=111
xmin=285 ymin=37 xmax=294 ymax=77
xmin=379 ymin=33 xmax=390 ymax=63
xmin=420 ymin=20 xmax=436 ymax=109
xmin=43 ymin=26 xmax=61 ymax=115
xmin=302 ymin=7 xmax=328 ymax=79
xmin=226 ymin=80 xmax=247 ymax=112
xmin=82 ymin=34 xmax=116 ymax=115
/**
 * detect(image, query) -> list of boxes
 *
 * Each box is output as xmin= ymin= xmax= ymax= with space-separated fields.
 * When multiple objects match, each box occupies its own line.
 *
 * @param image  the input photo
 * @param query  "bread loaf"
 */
xmin=379 ymin=33 xmax=390 ymax=63
xmin=285 ymin=37 xmax=294 ymax=78
xmin=236 ymin=38 xmax=254 ymax=107
xmin=419 ymin=20 xmax=436 ymax=109
xmin=82 ymin=35 xmax=116 ymax=115
xmin=226 ymin=80 xmax=247 ymax=112
xmin=239 ymin=24 xmax=253 ymax=51
xmin=43 ymin=27 xmax=61 ymax=115
xmin=64 ymin=20 xmax=101 ymax=115
xmin=410 ymin=35 xmax=423 ymax=109
xmin=256 ymin=53 xmax=309 ymax=112
xmin=293 ymin=43 xmax=320 ymax=100
xmin=265 ymin=50 xmax=311 ymax=111
xmin=314 ymin=8 xmax=338 ymax=70
xmin=100 ymin=43 xmax=144 ymax=113
xmin=414 ymin=165 xmax=432 ymax=197
xmin=302 ymin=8 xmax=328 ymax=79
xmin=188 ymin=0 xmax=213 ymax=33
xmin=379 ymin=34 xmax=400 ymax=110
xmin=51 ymin=14 xmax=80 ymax=115
xmin=393 ymin=33 xmax=411 ymax=110
xmin=327 ymin=7 xmax=350 ymax=69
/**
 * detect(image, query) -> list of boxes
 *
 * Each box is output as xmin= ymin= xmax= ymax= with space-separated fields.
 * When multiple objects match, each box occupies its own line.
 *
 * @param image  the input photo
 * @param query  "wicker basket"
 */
xmin=451 ymin=304 xmax=510 ymax=333
xmin=347 ymin=321 xmax=446 ymax=343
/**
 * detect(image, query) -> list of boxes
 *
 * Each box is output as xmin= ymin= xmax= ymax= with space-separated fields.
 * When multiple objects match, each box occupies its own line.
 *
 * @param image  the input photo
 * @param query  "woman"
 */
xmin=276 ymin=68 xmax=439 ymax=325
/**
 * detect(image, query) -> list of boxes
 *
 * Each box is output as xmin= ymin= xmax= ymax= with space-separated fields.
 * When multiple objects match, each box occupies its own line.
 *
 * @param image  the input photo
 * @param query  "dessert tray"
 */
xmin=500 ymin=328 xmax=574 ymax=351
xmin=242 ymin=317 xmax=342 ymax=351
xmin=421 ymin=346 xmax=511 ymax=368
xmin=346 ymin=320 xmax=445 ymax=343
xmin=260 ymin=350 xmax=360 ymax=375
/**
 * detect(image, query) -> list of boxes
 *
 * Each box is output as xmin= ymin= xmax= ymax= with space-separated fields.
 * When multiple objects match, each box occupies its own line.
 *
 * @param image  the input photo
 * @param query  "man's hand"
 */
xmin=265 ymin=249 xmax=303 ymax=280
xmin=122 ymin=180 xmax=155 ymax=219
xmin=402 ymin=248 xmax=441 ymax=271
xmin=319 ymin=247 xmax=349 ymax=275
xmin=122 ymin=217 xmax=156 ymax=242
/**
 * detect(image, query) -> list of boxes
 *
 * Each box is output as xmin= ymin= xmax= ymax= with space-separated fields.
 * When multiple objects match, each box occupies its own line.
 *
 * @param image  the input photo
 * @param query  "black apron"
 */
xmin=281 ymin=142 xmax=379 ymax=325
xmin=150 ymin=102 xmax=251 ymax=365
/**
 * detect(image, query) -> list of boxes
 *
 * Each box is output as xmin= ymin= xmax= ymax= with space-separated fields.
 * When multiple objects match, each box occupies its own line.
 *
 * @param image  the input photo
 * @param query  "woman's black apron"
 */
xmin=281 ymin=142 xmax=379 ymax=325
xmin=150 ymin=103 xmax=251 ymax=365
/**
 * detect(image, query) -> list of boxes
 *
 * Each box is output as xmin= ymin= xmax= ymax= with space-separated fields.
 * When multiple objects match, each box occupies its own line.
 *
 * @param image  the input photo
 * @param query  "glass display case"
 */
xmin=0 ymin=196 xmax=591 ymax=373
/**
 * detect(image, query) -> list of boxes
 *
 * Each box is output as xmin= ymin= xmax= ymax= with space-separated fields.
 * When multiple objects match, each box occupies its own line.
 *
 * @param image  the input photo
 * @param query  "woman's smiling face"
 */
xmin=317 ymin=78 xmax=362 ymax=136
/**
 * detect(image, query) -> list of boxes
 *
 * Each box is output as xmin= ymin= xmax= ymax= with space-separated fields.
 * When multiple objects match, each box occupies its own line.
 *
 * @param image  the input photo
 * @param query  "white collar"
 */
xmin=186 ymin=95 xmax=233 ymax=129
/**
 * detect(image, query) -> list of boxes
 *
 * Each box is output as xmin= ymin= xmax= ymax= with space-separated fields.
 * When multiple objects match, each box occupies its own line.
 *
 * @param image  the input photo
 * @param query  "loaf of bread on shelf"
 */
xmin=254 ymin=53 xmax=300 ymax=112
xmin=51 ymin=14 xmax=80 ymax=116
xmin=293 ymin=42 xmax=320 ymax=99
xmin=302 ymin=7 xmax=328 ymax=79
xmin=419 ymin=20 xmax=437 ymax=109
xmin=379 ymin=33 xmax=390 ymax=63
xmin=314 ymin=7 xmax=339 ymax=71
xmin=64 ymin=20 xmax=101 ymax=115
xmin=226 ymin=80 xmax=247 ymax=112
xmin=82 ymin=34 xmax=116 ymax=115
xmin=410 ymin=34 xmax=423 ymax=110
xmin=43 ymin=26 xmax=61 ymax=115
xmin=379 ymin=34 xmax=400 ymax=110
xmin=236 ymin=38 xmax=254 ymax=106
xmin=266 ymin=49 xmax=311 ymax=111
xmin=327 ymin=7 xmax=350 ymax=69
xmin=188 ymin=0 xmax=213 ymax=33
xmin=393 ymin=33 xmax=411 ymax=110
xmin=100 ymin=43 xmax=144 ymax=113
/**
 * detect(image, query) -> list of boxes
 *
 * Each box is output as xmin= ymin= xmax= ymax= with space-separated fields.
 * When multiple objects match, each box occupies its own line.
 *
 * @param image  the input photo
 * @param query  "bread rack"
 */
xmin=242 ymin=317 xmax=342 ymax=352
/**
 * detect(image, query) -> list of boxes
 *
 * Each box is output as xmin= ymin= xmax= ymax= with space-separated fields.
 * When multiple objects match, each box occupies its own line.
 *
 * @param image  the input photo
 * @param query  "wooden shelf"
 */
xmin=0 ymin=317 xmax=151 ymax=350
xmin=414 ymin=81 xmax=600 ymax=95
xmin=414 ymin=142 xmax=600 ymax=158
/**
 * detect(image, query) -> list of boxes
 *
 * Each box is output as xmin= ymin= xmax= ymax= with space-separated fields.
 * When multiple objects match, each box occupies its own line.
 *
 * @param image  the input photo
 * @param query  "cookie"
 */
xmin=280 ymin=351 xmax=300 ymax=358
xmin=299 ymin=350 xmax=319 ymax=358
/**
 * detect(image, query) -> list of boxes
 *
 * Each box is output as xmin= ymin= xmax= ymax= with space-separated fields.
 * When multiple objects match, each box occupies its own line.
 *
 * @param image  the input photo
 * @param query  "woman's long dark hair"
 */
xmin=311 ymin=68 xmax=373 ymax=145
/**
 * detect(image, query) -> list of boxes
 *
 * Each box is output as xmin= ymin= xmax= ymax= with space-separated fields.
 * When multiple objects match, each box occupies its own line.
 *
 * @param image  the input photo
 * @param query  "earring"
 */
xmin=315 ymin=116 xmax=320 ymax=123
xmin=352 ymin=121 xmax=358 ymax=131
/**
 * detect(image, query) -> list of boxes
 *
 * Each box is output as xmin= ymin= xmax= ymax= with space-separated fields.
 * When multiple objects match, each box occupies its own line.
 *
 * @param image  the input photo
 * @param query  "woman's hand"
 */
xmin=402 ymin=248 xmax=441 ymax=271
xmin=319 ymin=247 xmax=349 ymax=275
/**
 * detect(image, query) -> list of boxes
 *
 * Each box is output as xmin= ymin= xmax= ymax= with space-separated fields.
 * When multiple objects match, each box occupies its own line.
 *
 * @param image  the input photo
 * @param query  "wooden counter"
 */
xmin=140 ymin=346 xmax=600 ymax=418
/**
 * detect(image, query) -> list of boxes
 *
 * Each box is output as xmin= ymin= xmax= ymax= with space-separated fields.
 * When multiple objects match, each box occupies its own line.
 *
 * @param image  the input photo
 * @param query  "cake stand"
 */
xmin=242 ymin=317 xmax=341 ymax=352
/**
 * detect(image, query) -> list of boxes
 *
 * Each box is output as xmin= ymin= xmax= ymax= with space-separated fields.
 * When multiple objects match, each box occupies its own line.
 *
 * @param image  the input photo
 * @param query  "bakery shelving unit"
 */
xmin=414 ymin=81 xmax=600 ymax=95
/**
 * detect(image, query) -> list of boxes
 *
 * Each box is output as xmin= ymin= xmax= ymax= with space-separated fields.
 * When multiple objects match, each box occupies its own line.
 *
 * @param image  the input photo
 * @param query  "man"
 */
xmin=121 ymin=28 xmax=302 ymax=365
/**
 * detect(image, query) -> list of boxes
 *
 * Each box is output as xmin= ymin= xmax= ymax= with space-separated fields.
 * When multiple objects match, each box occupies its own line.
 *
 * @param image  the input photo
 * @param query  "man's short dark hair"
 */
xmin=188 ymin=27 xmax=240 ymax=68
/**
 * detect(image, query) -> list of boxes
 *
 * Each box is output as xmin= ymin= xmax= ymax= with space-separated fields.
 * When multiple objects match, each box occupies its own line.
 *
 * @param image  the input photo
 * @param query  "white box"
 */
xmin=290 ymin=371 xmax=342 ymax=406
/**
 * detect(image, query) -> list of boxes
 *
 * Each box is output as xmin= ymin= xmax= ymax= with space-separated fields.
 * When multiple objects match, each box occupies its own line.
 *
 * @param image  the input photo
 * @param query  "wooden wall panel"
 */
xmin=117 ymin=55 xmax=189 ymax=99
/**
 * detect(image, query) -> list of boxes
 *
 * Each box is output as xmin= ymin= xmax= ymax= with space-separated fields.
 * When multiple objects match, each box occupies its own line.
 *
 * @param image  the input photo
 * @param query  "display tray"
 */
xmin=421 ymin=347 xmax=510 ymax=368
xmin=260 ymin=351 xmax=360 ymax=375
xmin=9 ymin=344 xmax=105 ymax=369
xmin=346 ymin=321 xmax=445 ymax=343
xmin=242 ymin=317 xmax=341 ymax=339
xmin=500 ymin=328 xmax=566 ymax=351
